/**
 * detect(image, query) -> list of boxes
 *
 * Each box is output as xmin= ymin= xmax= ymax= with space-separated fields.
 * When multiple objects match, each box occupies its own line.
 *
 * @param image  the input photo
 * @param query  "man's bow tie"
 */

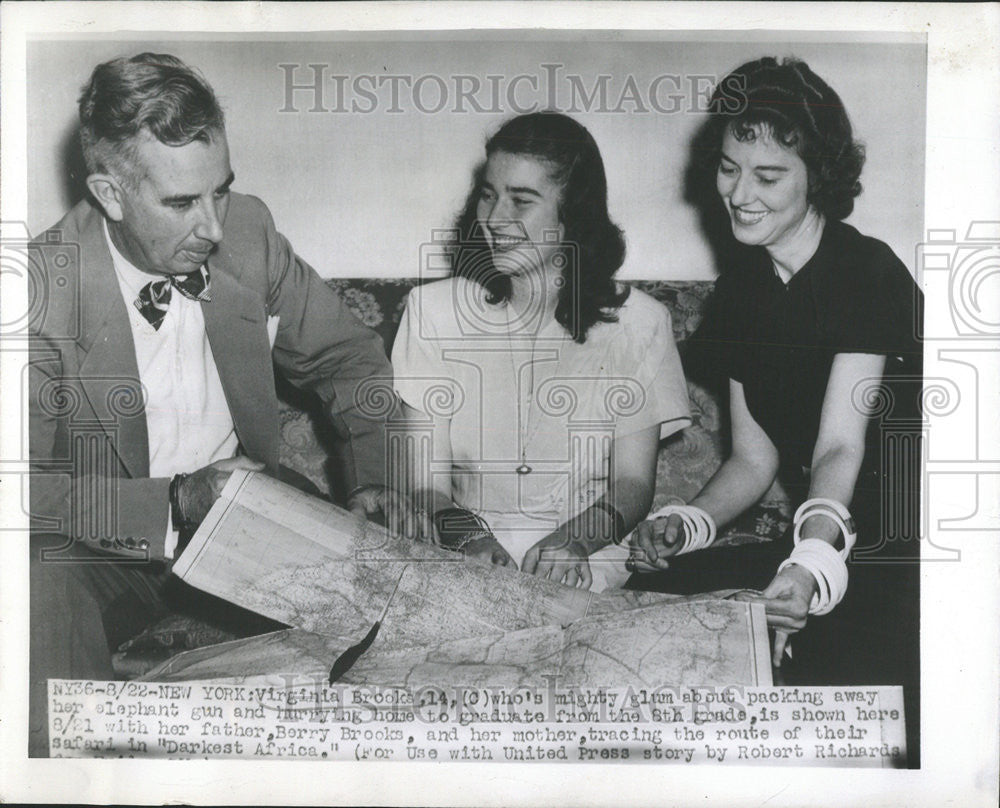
xmin=134 ymin=265 xmax=212 ymax=330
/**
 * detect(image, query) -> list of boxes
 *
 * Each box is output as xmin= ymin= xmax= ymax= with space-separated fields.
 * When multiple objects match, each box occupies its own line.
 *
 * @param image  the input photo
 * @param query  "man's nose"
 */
xmin=194 ymin=199 xmax=225 ymax=244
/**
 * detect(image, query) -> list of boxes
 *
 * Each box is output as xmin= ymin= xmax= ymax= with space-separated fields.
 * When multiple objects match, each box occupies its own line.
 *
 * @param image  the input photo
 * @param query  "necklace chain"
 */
xmin=505 ymin=305 xmax=545 ymax=475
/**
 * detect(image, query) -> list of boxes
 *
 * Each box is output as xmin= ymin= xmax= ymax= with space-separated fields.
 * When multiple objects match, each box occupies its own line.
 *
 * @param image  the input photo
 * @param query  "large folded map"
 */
xmin=160 ymin=471 xmax=771 ymax=687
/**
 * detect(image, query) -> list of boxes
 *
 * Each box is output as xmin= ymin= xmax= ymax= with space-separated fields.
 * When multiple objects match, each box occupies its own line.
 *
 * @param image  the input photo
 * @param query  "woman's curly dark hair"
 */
xmin=451 ymin=111 xmax=628 ymax=343
xmin=705 ymin=57 xmax=865 ymax=221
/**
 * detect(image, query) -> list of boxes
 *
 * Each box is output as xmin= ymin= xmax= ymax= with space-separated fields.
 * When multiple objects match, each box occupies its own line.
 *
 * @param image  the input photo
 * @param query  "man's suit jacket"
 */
xmin=28 ymin=193 xmax=392 ymax=560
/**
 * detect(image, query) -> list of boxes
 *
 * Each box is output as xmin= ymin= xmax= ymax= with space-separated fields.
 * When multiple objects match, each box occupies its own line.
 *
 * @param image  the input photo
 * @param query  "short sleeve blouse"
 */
xmin=392 ymin=277 xmax=692 ymax=521
xmin=693 ymin=220 xmax=923 ymax=479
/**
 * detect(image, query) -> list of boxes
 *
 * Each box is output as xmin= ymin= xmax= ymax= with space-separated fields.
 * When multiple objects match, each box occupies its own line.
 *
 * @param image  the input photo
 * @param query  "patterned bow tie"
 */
xmin=134 ymin=265 xmax=212 ymax=330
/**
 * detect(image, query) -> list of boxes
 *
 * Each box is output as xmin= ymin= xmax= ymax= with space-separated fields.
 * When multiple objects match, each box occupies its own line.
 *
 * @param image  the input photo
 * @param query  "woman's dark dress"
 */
xmin=630 ymin=220 xmax=923 ymax=762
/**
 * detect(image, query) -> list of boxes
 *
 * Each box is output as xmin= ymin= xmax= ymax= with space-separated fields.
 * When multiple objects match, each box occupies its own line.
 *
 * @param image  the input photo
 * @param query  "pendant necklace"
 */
xmin=506 ymin=305 xmax=540 ymax=475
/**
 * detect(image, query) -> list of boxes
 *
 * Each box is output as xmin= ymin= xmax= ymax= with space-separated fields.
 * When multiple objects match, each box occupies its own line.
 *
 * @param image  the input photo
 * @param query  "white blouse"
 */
xmin=392 ymin=276 xmax=691 ymax=590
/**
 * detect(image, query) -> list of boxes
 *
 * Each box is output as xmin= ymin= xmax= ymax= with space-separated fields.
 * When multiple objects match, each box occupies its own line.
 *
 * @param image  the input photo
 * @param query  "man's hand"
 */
xmin=346 ymin=485 xmax=434 ymax=541
xmin=628 ymin=513 xmax=685 ymax=572
xmin=178 ymin=456 xmax=266 ymax=528
xmin=735 ymin=564 xmax=819 ymax=667
xmin=522 ymin=535 xmax=593 ymax=589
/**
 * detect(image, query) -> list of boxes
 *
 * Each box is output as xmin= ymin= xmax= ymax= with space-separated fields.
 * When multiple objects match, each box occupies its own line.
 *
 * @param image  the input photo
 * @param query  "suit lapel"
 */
xmin=76 ymin=208 xmax=150 ymax=478
xmin=73 ymin=205 xmax=280 ymax=477
xmin=202 ymin=258 xmax=280 ymax=471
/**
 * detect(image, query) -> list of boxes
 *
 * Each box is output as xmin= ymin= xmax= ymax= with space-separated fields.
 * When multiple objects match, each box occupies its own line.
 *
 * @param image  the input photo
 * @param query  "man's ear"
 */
xmin=85 ymin=173 xmax=126 ymax=222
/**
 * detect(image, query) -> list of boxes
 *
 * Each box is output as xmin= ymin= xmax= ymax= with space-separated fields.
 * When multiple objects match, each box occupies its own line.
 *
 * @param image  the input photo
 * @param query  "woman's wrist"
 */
xmin=645 ymin=503 xmax=717 ymax=554
xmin=589 ymin=500 xmax=626 ymax=544
xmin=548 ymin=533 xmax=599 ymax=559
xmin=562 ymin=503 xmax=622 ymax=556
xmin=781 ymin=561 xmax=821 ymax=600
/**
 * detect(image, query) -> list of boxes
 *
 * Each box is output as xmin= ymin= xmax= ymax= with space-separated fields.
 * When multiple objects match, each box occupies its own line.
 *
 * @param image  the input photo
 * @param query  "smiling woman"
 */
xmin=390 ymin=112 xmax=692 ymax=592
xmin=716 ymin=131 xmax=817 ymax=274
xmin=475 ymin=151 xmax=564 ymax=279
xmin=627 ymin=56 xmax=923 ymax=762
xmin=451 ymin=111 xmax=632 ymax=344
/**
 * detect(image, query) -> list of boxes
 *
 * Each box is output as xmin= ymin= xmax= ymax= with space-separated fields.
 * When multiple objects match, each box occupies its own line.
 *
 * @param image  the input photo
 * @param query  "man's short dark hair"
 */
xmin=78 ymin=52 xmax=225 ymax=186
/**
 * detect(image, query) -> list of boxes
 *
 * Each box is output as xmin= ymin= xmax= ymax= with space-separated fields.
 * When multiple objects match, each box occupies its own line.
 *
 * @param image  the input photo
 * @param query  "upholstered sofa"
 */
xmin=113 ymin=279 xmax=790 ymax=676
xmin=279 ymin=278 xmax=789 ymax=520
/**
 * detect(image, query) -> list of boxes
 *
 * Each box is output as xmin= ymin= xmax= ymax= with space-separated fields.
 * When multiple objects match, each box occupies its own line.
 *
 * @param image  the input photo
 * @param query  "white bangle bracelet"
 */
xmin=778 ymin=538 xmax=849 ymax=615
xmin=646 ymin=504 xmax=717 ymax=555
xmin=793 ymin=497 xmax=857 ymax=560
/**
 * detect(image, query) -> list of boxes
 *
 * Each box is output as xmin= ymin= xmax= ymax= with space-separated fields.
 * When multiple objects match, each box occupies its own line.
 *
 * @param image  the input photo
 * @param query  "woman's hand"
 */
xmin=627 ymin=513 xmax=686 ymax=572
xmin=522 ymin=535 xmax=593 ymax=589
xmin=736 ymin=564 xmax=818 ymax=666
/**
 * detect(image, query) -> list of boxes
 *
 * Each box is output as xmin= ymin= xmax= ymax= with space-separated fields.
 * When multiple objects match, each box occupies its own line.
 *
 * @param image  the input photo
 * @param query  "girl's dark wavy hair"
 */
xmin=704 ymin=57 xmax=865 ymax=220
xmin=451 ymin=112 xmax=628 ymax=343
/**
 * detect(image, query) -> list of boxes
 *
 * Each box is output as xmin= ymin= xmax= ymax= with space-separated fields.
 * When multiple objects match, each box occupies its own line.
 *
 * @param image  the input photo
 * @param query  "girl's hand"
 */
xmin=522 ymin=535 xmax=593 ymax=589
xmin=459 ymin=534 xmax=518 ymax=570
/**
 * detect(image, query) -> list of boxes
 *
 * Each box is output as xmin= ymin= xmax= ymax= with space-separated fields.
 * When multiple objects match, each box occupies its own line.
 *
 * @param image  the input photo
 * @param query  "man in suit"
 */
xmin=28 ymin=53 xmax=398 ymax=755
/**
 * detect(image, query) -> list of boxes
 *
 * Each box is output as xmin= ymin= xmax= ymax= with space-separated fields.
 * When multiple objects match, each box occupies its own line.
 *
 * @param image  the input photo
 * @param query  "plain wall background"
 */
xmin=27 ymin=34 xmax=926 ymax=280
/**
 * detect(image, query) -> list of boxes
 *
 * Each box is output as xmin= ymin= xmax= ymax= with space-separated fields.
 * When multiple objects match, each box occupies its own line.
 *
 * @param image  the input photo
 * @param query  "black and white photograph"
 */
xmin=1 ymin=2 xmax=997 ymax=806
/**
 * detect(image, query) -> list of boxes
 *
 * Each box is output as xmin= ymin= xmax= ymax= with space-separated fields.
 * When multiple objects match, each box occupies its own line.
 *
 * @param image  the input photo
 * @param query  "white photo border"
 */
xmin=1 ymin=2 xmax=998 ymax=806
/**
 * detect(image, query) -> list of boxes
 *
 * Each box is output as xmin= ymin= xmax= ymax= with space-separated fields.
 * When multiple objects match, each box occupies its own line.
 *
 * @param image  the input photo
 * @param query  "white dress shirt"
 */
xmin=105 ymin=221 xmax=238 ymax=556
